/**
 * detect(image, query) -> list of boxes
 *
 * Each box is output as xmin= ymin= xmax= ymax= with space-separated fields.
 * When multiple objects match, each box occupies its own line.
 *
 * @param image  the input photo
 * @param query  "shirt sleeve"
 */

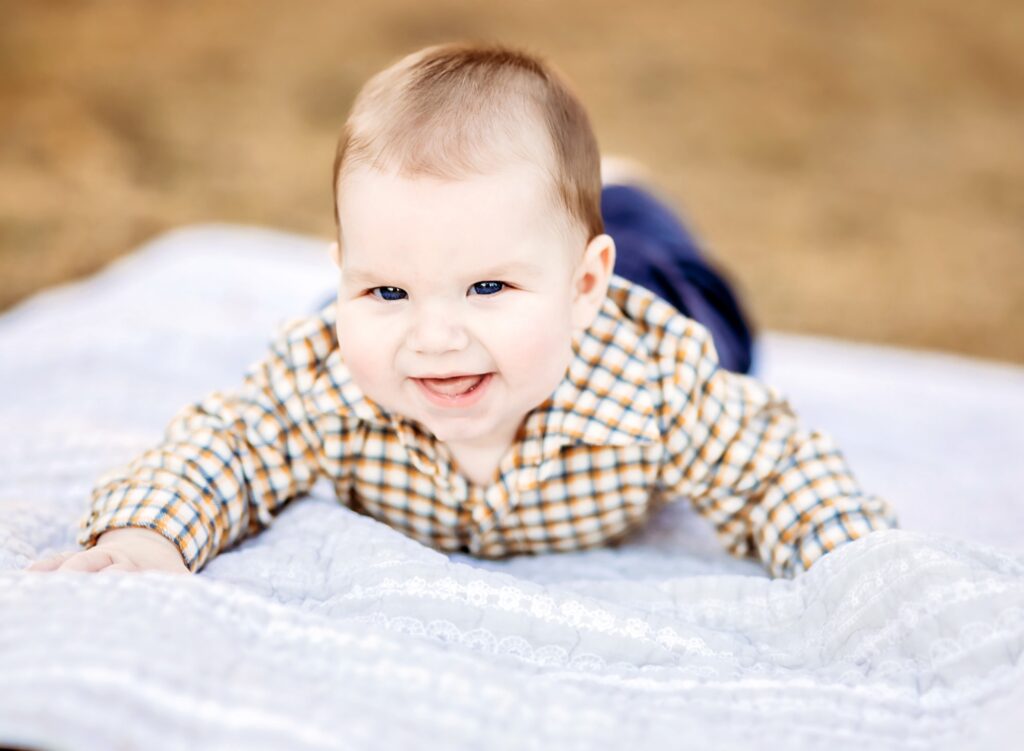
xmin=657 ymin=320 xmax=899 ymax=578
xmin=76 ymin=321 xmax=324 ymax=573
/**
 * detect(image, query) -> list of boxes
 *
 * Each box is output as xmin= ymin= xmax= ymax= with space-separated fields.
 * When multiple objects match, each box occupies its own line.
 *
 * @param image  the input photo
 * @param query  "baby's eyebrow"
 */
xmin=343 ymin=260 xmax=544 ymax=286
xmin=342 ymin=268 xmax=385 ymax=286
xmin=474 ymin=260 xmax=545 ymax=278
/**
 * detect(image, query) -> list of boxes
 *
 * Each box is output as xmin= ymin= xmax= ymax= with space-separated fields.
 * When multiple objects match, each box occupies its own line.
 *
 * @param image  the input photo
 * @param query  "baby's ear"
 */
xmin=328 ymin=241 xmax=341 ymax=267
xmin=570 ymin=233 xmax=616 ymax=333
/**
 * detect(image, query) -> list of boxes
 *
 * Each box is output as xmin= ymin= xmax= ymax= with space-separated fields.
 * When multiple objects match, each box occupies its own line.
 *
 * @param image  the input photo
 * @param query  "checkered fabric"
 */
xmin=77 ymin=275 xmax=898 ymax=577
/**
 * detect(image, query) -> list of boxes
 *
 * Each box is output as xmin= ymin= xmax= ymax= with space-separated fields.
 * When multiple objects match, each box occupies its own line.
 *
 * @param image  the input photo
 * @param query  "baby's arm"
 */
xmin=659 ymin=321 xmax=898 ymax=578
xmin=27 ymin=318 xmax=325 ymax=575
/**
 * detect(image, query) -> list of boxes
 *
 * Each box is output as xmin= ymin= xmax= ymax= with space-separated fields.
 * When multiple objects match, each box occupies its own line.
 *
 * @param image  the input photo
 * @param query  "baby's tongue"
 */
xmin=421 ymin=374 xmax=484 ymax=396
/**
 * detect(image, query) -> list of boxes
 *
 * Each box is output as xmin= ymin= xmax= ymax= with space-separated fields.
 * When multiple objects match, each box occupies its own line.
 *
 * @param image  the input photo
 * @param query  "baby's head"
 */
xmin=329 ymin=42 xmax=616 ymax=458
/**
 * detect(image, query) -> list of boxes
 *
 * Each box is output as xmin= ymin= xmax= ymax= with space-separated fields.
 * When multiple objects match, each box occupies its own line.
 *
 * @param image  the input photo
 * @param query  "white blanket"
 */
xmin=2 ymin=225 xmax=1023 ymax=750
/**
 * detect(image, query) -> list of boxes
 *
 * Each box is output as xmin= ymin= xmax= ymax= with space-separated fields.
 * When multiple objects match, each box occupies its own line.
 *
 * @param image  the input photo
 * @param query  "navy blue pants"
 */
xmin=317 ymin=184 xmax=755 ymax=374
xmin=601 ymin=184 xmax=754 ymax=374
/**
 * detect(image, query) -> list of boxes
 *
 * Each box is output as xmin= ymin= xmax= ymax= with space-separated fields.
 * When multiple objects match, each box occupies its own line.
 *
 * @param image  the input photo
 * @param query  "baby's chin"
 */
xmin=409 ymin=399 xmax=522 ymax=447
xmin=410 ymin=405 xmax=502 ymax=443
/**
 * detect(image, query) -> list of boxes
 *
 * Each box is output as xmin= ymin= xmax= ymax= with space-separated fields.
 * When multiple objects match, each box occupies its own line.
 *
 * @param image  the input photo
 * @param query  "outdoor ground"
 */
xmin=1 ymin=0 xmax=1022 ymax=363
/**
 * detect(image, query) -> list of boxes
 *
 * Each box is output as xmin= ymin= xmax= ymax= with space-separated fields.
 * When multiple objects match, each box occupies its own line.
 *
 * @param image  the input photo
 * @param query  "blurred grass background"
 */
xmin=1 ymin=0 xmax=1022 ymax=362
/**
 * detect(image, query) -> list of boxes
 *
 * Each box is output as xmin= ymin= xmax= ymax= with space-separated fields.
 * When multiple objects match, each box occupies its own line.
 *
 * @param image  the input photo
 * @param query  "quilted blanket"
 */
xmin=2 ymin=225 xmax=1023 ymax=750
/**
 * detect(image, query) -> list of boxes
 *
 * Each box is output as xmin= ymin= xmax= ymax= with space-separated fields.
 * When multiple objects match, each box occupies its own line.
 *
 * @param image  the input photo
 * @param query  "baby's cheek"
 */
xmin=336 ymin=319 xmax=393 ymax=388
xmin=510 ymin=325 xmax=562 ymax=361
xmin=495 ymin=305 xmax=572 ymax=378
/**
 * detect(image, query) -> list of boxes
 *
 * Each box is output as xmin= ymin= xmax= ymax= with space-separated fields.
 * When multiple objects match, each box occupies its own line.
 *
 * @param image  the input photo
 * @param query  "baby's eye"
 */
xmin=469 ymin=281 xmax=505 ymax=296
xmin=369 ymin=286 xmax=407 ymax=302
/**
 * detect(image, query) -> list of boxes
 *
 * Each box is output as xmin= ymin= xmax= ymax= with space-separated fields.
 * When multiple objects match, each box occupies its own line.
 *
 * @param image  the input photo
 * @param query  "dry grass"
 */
xmin=2 ymin=0 xmax=1022 ymax=362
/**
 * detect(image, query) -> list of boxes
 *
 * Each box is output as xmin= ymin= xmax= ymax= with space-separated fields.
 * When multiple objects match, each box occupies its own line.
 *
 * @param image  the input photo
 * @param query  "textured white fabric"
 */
xmin=2 ymin=225 xmax=1022 ymax=750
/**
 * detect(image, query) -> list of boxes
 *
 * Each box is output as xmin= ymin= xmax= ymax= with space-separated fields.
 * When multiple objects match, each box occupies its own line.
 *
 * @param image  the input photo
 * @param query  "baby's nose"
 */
xmin=406 ymin=305 xmax=470 ymax=354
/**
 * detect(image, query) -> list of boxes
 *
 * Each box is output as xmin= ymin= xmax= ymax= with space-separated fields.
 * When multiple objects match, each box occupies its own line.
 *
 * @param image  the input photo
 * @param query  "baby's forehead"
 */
xmin=339 ymin=177 xmax=577 ymax=284
xmin=341 ymin=161 xmax=572 ymax=239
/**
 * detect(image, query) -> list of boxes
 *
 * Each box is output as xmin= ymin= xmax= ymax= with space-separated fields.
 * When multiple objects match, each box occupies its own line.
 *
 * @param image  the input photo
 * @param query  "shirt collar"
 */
xmin=313 ymin=351 xmax=443 ymax=478
xmin=517 ymin=286 xmax=662 ymax=467
xmin=305 ymin=303 xmax=390 ymax=426
xmin=314 ymin=348 xmax=390 ymax=425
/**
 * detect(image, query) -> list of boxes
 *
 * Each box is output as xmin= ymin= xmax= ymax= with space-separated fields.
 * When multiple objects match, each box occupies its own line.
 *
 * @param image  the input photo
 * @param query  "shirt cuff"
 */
xmin=782 ymin=503 xmax=900 ymax=578
xmin=77 ymin=485 xmax=211 ymax=573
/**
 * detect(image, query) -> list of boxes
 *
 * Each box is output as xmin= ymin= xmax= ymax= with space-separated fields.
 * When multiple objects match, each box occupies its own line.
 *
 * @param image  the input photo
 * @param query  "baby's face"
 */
xmin=331 ymin=162 xmax=600 ymax=456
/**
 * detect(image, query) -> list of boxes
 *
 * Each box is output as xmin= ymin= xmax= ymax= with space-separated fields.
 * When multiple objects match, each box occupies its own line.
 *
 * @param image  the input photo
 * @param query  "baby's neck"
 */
xmin=448 ymin=446 xmax=507 ymax=487
xmin=443 ymin=419 xmax=526 ymax=488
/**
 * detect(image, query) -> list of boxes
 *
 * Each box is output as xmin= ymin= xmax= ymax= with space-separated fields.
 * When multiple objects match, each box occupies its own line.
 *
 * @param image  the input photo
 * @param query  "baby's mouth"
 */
xmin=417 ymin=374 xmax=487 ymax=397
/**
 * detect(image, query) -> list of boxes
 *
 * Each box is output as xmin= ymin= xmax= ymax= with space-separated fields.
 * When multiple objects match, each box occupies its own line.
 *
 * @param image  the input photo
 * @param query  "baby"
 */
xmin=28 ymin=42 xmax=897 ymax=578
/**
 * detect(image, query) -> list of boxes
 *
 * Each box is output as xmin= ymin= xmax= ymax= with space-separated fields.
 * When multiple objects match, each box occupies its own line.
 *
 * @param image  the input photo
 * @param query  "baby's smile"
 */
xmin=413 ymin=372 xmax=494 ymax=407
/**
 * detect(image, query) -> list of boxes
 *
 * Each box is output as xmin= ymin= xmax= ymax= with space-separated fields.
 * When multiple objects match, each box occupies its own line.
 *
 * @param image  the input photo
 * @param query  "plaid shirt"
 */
xmin=77 ymin=275 xmax=898 ymax=577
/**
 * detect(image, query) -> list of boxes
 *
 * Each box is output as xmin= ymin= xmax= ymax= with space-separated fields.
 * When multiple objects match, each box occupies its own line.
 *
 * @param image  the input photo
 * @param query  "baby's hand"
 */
xmin=25 ymin=527 xmax=190 ymax=575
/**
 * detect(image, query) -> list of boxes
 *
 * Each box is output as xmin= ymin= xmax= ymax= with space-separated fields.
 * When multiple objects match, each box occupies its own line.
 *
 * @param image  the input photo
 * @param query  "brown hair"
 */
xmin=331 ymin=42 xmax=603 ymax=254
